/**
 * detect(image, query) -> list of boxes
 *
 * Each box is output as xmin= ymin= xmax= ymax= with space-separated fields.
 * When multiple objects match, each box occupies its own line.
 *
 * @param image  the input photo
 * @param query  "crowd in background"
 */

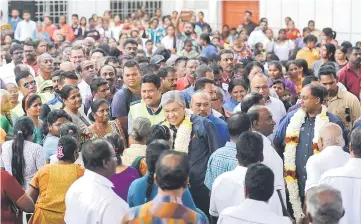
xmin=1 ymin=6 xmax=361 ymax=224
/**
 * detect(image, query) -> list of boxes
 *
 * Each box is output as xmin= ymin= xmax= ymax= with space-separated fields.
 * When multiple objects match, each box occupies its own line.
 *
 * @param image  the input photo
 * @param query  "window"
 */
xmin=110 ymin=0 xmax=162 ymax=19
xmin=35 ymin=1 xmax=68 ymax=23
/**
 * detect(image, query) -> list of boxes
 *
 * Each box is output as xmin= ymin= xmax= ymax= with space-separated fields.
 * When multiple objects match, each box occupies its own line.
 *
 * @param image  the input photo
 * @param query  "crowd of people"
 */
xmin=1 ymin=6 xmax=361 ymax=224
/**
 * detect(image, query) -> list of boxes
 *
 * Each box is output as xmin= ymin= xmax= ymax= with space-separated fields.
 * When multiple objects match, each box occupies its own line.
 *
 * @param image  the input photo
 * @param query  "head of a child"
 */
xmin=105 ymin=133 xmax=125 ymax=166
xmin=271 ymin=79 xmax=285 ymax=98
xmin=56 ymin=135 xmax=79 ymax=162
xmin=184 ymin=40 xmax=192 ymax=52
xmin=255 ymin=42 xmax=264 ymax=52
xmin=47 ymin=109 xmax=72 ymax=137
xmin=254 ymin=51 xmax=265 ymax=62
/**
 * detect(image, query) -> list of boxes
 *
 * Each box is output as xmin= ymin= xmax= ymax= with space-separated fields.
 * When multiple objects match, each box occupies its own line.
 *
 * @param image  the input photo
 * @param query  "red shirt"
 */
xmin=286 ymin=28 xmax=301 ymax=40
xmin=24 ymin=58 xmax=39 ymax=74
xmin=337 ymin=63 xmax=361 ymax=100
xmin=176 ymin=75 xmax=193 ymax=91
xmin=1 ymin=170 xmax=25 ymax=224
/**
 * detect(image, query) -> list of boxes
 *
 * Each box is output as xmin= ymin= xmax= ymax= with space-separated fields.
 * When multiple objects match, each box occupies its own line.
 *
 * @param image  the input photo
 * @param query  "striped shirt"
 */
xmin=204 ymin=142 xmax=237 ymax=190
xmin=122 ymin=195 xmax=207 ymax=224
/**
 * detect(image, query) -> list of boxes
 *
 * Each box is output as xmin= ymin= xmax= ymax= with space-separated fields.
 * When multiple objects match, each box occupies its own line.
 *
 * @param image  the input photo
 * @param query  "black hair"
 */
xmin=241 ymin=93 xmax=264 ymax=113
xmin=322 ymin=27 xmax=337 ymax=39
xmin=155 ymin=150 xmax=189 ymax=190
xmin=303 ymin=34 xmax=318 ymax=44
xmin=351 ymin=126 xmax=361 ymax=157
xmin=90 ymin=77 xmax=108 ymax=94
xmin=90 ymin=48 xmax=107 ymax=57
xmin=153 ymin=46 xmax=171 ymax=61
xmin=89 ymin=99 xmax=109 ymax=122
xmin=308 ymin=20 xmax=315 ymax=25
xmin=146 ymin=125 xmax=171 ymax=145
xmin=200 ymin=33 xmax=211 ymax=44
xmin=218 ymin=49 xmax=234 ymax=58
xmin=22 ymin=94 xmax=41 ymax=114
xmin=104 ymin=56 xmax=119 ymax=65
xmin=145 ymin=39 xmax=153 ymax=45
xmin=302 ymin=27 xmax=310 ymax=33
xmin=245 ymin=163 xmax=274 ymax=201
xmin=136 ymin=49 xmax=146 ymax=55
xmin=145 ymin=139 xmax=171 ymax=201
xmin=11 ymin=116 xmax=35 ymax=186
xmin=341 ymin=41 xmax=352 ymax=49
xmin=72 ymin=14 xmax=79 ymax=19
xmin=141 ymin=74 xmax=161 ymax=89
xmin=59 ymin=71 xmax=78 ymax=85
xmin=15 ymin=71 xmax=33 ymax=85
xmin=228 ymin=78 xmax=248 ymax=94
xmin=194 ymin=78 xmax=214 ymax=92
xmin=23 ymin=40 xmax=36 ymax=48
xmin=59 ymin=122 xmax=80 ymax=139
xmin=227 ymin=112 xmax=251 ymax=138
xmin=255 ymin=42 xmax=264 ymax=50
xmin=306 ymin=84 xmax=326 ymax=104
xmin=123 ymin=38 xmax=138 ymax=48
xmin=294 ymin=59 xmax=311 ymax=77
xmin=318 ymin=65 xmax=337 ymax=79
xmin=98 ymin=64 xmax=117 ymax=77
xmin=123 ymin=60 xmax=140 ymax=71
xmin=108 ymin=47 xmax=121 ymax=58
xmin=209 ymin=63 xmax=222 ymax=75
xmin=156 ymin=66 xmax=176 ymax=79
xmin=268 ymin=61 xmax=283 ymax=75
xmin=302 ymin=76 xmax=319 ymax=87
xmin=272 ymin=79 xmax=286 ymax=90
xmin=44 ymin=109 xmax=72 ymax=136
xmin=175 ymin=56 xmax=188 ymax=67
xmin=140 ymin=64 xmax=159 ymax=75
xmin=242 ymin=61 xmax=264 ymax=87
xmin=105 ymin=133 xmax=125 ymax=165
xmin=82 ymin=139 xmax=114 ymax=171
xmin=135 ymin=56 xmax=150 ymax=64
xmin=59 ymin=83 xmax=78 ymax=100
xmin=347 ymin=47 xmax=361 ymax=54
xmin=57 ymin=136 xmax=79 ymax=161
xmin=322 ymin=43 xmax=336 ymax=61
xmin=236 ymin=131 xmax=263 ymax=166
xmin=9 ymin=44 xmax=23 ymax=55
xmin=245 ymin=11 xmax=252 ymax=16
xmin=119 ymin=55 xmax=134 ymax=67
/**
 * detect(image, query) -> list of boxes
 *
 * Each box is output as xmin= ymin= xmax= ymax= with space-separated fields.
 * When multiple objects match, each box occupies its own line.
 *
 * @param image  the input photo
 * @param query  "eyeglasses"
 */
xmin=23 ymin=80 xmax=36 ymax=88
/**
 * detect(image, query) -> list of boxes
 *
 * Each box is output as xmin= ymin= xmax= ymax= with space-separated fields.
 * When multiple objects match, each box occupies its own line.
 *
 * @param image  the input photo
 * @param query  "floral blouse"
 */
xmin=231 ymin=44 xmax=253 ymax=63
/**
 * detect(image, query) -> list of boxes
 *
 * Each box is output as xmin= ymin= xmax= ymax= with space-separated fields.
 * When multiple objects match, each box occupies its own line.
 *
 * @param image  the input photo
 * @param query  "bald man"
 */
xmin=305 ymin=123 xmax=350 ymax=193
xmin=59 ymin=61 xmax=75 ymax=73
xmin=191 ymin=91 xmax=230 ymax=147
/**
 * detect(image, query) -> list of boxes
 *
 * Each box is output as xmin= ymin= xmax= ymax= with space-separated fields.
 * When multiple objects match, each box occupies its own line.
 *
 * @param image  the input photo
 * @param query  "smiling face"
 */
xmin=141 ymin=82 xmax=162 ymax=108
xmin=163 ymin=102 xmax=186 ymax=127
xmin=231 ymin=84 xmax=247 ymax=103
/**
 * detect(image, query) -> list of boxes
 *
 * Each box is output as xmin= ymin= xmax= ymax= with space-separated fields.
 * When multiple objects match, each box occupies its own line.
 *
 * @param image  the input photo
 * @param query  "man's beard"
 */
xmin=184 ymin=31 xmax=192 ymax=36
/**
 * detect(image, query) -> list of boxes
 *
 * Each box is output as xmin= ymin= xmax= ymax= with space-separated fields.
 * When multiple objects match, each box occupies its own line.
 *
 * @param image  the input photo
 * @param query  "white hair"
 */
xmin=161 ymin=90 xmax=186 ymax=106
xmin=37 ymin=53 xmax=52 ymax=64
xmin=319 ymin=123 xmax=345 ymax=148
xmin=306 ymin=185 xmax=344 ymax=224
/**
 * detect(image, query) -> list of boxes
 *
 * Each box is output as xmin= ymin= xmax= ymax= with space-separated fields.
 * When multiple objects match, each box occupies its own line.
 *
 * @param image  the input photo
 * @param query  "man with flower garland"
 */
xmin=160 ymin=90 xmax=219 ymax=217
xmin=274 ymin=84 xmax=346 ymax=222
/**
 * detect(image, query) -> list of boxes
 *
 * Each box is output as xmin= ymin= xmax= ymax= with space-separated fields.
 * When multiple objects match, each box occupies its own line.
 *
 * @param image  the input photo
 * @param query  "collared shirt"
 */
xmin=305 ymin=145 xmax=350 ymax=193
xmin=204 ymin=141 xmax=237 ymax=190
xmin=14 ymin=20 xmax=36 ymax=41
xmin=64 ymin=169 xmax=129 ymax=224
xmin=122 ymin=194 xmax=206 ymax=224
xmin=320 ymin=158 xmax=361 ymax=224
xmin=223 ymin=97 xmax=238 ymax=113
xmin=0 ymin=62 xmax=35 ymax=85
xmin=337 ymin=63 xmax=361 ymax=99
xmin=218 ymin=199 xmax=292 ymax=224
xmin=327 ymin=88 xmax=361 ymax=131
xmin=210 ymin=166 xmax=283 ymax=217
xmin=274 ymin=109 xmax=346 ymax=197
xmin=248 ymin=30 xmax=268 ymax=48
xmin=24 ymin=58 xmax=39 ymax=74
xmin=207 ymin=113 xmax=230 ymax=148
xmin=78 ymin=79 xmax=91 ymax=104
xmin=9 ymin=16 xmax=22 ymax=32
xmin=176 ymin=75 xmax=193 ymax=91
xmin=183 ymin=85 xmax=195 ymax=105
xmin=176 ymin=33 xmax=199 ymax=53
xmin=128 ymin=100 xmax=164 ymax=133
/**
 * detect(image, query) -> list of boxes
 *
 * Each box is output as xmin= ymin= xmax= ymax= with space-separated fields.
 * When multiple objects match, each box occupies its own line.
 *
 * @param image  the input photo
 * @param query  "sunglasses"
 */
xmin=23 ymin=80 xmax=36 ymax=88
xmin=345 ymin=108 xmax=351 ymax=123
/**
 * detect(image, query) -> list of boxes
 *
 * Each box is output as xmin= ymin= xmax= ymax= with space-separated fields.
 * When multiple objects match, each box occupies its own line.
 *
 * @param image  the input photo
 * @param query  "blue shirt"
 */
xmin=42 ymin=134 xmax=59 ymax=160
xmin=200 ymin=44 xmax=218 ymax=57
xmin=223 ymin=97 xmax=238 ymax=112
xmin=353 ymin=120 xmax=361 ymax=130
xmin=208 ymin=113 xmax=230 ymax=148
xmin=127 ymin=173 xmax=197 ymax=210
xmin=274 ymin=109 xmax=346 ymax=196
xmin=182 ymin=86 xmax=195 ymax=107
xmin=111 ymin=88 xmax=141 ymax=118
xmin=9 ymin=17 xmax=22 ymax=32
xmin=204 ymin=142 xmax=237 ymax=190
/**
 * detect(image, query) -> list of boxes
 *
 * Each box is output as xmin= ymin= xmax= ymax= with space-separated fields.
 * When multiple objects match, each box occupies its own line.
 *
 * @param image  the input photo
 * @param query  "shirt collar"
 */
xmin=242 ymin=198 xmax=270 ymax=211
xmin=84 ymin=169 xmax=114 ymax=188
xmin=225 ymin=141 xmax=236 ymax=148
xmin=145 ymin=102 xmax=162 ymax=115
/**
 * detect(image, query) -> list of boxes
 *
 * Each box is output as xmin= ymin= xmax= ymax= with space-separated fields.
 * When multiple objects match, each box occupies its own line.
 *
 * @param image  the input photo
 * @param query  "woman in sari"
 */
xmin=28 ymin=135 xmax=84 ymax=223
xmin=22 ymin=94 xmax=43 ymax=144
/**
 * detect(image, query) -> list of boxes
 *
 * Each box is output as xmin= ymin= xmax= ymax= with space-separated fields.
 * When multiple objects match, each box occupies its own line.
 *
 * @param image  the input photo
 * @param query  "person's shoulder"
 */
xmin=320 ymin=166 xmax=345 ymax=180
xmin=327 ymin=111 xmax=343 ymax=124
xmin=130 ymin=99 xmax=141 ymax=107
xmin=270 ymin=96 xmax=285 ymax=107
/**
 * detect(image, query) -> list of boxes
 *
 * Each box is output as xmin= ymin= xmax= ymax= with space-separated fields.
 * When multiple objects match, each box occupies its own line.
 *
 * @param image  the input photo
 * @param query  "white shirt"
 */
xmin=248 ymin=30 xmax=268 ymax=49
xmin=65 ymin=169 xmax=129 ymax=224
xmin=210 ymin=166 xmax=283 ymax=217
xmin=78 ymin=79 xmax=91 ymax=104
xmin=218 ymin=199 xmax=292 ymax=224
xmin=305 ymin=145 xmax=350 ymax=192
xmin=161 ymin=35 xmax=176 ymax=50
xmin=0 ymin=61 xmax=35 ymax=85
xmin=273 ymin=40 xmax=295 ymax=61
xmin=319 ymin=158 xmax=361 ymax=224
xmin=14 ymin=20 xmax=36 ymax=41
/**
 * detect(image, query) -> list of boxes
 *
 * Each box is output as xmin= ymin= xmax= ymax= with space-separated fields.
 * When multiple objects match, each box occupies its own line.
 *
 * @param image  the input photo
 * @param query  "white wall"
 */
xmin=260 ymin=0 xmax=361 ymax=45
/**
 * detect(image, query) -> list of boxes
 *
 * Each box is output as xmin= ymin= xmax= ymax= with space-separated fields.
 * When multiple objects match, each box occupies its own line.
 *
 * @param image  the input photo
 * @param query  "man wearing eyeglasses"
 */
xmin=318 ymin=65 xmax=361 ymax=131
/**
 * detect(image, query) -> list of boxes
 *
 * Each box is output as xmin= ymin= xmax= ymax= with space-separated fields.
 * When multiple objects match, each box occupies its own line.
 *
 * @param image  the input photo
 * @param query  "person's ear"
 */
xmin=184 ymin=177 xmax=189 ymax=188
xmin=73 ymin=150 xmax=79 ymax=161
xmin=153 ymin=173 xmax=157 ymax=185
xmin=252 ymin=120 xmax=259 ymax=129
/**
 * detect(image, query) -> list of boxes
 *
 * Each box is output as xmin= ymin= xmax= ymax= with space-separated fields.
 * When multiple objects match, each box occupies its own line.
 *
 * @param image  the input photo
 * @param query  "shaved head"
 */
xmin=191 ymin=90 xmax=212 ymax=118
xmin=60 ymin=61 xmax=75 ymax=72
xmin=318 ymin=123 xmax=344 ymax=150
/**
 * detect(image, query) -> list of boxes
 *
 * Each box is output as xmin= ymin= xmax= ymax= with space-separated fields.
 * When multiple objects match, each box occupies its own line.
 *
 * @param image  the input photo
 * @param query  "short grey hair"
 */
xmin=214 ymin=86 xmax=224 ymax=102
xmin=319 ymin=123 xmax=345 ymax=148
xmin=306 ymin=185 xmax=344 ymax=224
xmin=161 ymin=90 xmax=186 ymax=106
xmin=37 ymin=53 xmax=52 ymax=64
xmin=250 ymin=72 xmax=268 ymax=83
xmin=130 ymin=117 xmax=151 ymax=142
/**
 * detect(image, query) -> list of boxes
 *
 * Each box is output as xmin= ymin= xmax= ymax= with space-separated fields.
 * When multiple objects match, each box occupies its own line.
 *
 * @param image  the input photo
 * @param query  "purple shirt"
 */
xmin=269 ymin=77 xmax=297 ymax=97
xmin=110 ymin=166 xmax=140 ymax=201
